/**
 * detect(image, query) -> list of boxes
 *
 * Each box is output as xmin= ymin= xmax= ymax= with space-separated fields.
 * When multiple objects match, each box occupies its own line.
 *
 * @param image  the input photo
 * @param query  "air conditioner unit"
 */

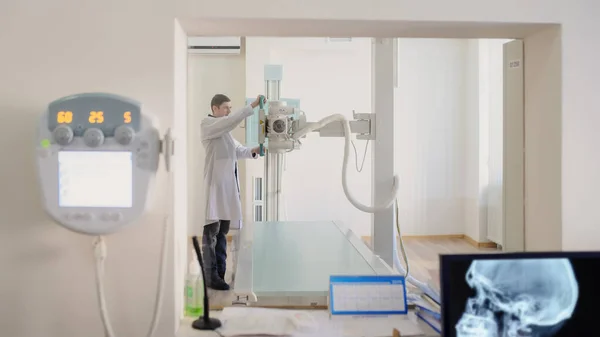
xmin=188 ymin=36 xmax=241 ymax=55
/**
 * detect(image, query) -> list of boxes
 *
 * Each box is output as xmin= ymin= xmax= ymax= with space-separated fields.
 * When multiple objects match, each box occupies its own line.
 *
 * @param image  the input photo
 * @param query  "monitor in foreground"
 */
xmin=440 ymin=252 xmax=600 ymax=337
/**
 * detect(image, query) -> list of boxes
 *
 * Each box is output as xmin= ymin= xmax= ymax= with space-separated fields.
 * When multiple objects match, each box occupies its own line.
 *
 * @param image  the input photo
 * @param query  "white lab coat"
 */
xmin=201 ymin=105 xmax=256 ymax=228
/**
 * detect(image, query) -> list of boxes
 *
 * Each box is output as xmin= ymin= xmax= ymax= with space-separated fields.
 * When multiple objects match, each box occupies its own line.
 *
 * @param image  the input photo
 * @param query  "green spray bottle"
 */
xmin=185 ymin=253 xmax=204 ymax=317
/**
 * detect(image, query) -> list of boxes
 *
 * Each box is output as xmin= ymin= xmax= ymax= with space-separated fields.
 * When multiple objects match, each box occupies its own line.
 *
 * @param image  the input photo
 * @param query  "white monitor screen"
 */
xmin=58 ymin=151 xmax=133 ymax=208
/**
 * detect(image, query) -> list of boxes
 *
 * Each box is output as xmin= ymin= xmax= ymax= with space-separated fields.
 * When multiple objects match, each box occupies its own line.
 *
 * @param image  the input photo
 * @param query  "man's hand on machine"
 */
xmin=251 ymin=146 xmax=261 ymax=158
xmin=250 ymin=95 xmax=267 ymax=108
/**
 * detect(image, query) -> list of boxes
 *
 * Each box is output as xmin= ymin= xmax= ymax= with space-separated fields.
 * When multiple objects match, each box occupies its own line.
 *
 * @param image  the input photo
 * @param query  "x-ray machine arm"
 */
xmin=257 ymin=95 xmax=398 ymax=210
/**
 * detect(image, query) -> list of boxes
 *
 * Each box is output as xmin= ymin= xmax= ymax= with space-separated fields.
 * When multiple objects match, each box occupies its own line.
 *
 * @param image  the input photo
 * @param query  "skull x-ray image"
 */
xmin=441 ymin=253 xmax=600 ymax=337
xmin=457 ymin=259 xmax=578 ymax=337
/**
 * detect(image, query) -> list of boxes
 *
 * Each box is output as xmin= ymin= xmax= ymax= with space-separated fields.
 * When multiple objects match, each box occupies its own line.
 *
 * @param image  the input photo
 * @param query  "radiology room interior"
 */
xmin=5 ymin=0 xmax=583 ymax=332
xmin=187 ymin=36 xmax=523 ymax=305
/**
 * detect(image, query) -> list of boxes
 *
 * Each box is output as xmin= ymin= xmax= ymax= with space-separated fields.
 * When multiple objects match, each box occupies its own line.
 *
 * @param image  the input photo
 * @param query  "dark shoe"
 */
xmin=207 ymin=276 xmax=230 ymax=291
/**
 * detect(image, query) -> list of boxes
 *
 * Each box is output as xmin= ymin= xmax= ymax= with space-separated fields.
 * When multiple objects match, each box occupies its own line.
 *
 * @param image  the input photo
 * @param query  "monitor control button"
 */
xmin=53 ymin=125 xmax=74 ymax=146
xmin=115 ymin=125 xmax=135 ymax=146
xmin=110 ymin=213 xmax=123 ymax=221
xmin=83 ymin=128 xmax=105 ymax=148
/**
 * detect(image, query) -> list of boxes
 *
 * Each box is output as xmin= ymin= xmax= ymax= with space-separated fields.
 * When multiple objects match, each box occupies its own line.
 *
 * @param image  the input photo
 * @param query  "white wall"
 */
xmin=394 ymin=38 xmax=469 ymax=236
xmin=0 ymin=2 xmax=177 ymax=337
xmin=524 ymin=28 xmax=562 ymax=250
xmin=187 ymin=49 xmax=247 ymax=236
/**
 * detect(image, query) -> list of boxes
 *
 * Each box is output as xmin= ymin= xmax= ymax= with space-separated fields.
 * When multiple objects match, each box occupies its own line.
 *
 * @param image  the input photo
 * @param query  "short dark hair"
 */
xmin=210 ymin=94 xmax=231 ymax=111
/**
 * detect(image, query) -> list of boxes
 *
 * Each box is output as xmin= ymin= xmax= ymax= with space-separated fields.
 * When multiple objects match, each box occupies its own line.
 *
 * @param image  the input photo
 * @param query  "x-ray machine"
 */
xmin=229 ymin=39 xmax=437 ymax=308
xmin=259 ymin=38 xmax=398 ymax=265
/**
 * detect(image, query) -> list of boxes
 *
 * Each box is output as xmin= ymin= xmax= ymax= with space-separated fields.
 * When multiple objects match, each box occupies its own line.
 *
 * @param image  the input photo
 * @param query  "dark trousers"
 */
xmin=202 ymin=220 xmax=230 ymax=280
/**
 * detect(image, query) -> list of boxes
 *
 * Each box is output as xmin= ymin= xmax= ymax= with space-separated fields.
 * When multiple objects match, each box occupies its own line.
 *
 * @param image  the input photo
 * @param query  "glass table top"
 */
xmin=234 ymin=221 xmax=392 ymax=298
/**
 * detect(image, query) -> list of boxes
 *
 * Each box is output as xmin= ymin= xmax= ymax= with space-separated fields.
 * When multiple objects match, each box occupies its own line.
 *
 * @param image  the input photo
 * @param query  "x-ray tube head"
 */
xmin=456 ymin=258 xmax=579 ymax=337
xmin=259 ymin=100 xmax=301 ymax=154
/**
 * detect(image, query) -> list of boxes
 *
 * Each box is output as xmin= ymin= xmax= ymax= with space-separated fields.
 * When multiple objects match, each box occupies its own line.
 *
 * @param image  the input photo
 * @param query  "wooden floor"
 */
xmin=367 ymin=237 xmax=499 ymax=288
xmin=203 ymin=237 xmax=499 ymax=308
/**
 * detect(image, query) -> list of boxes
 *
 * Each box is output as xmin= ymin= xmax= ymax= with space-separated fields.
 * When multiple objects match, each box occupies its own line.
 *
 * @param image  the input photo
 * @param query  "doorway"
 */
xmin=174 ymin=22 xmax=562 ymax=311
xmin=185 ymin=37 xmax=528 ymax=251
xmin=175 ymin=20 xmax=562 ymax=254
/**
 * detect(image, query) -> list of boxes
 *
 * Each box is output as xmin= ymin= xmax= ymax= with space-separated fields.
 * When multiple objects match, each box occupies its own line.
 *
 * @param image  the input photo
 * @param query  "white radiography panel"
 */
xmin=58 ymin=151 xmax=133 ymax=208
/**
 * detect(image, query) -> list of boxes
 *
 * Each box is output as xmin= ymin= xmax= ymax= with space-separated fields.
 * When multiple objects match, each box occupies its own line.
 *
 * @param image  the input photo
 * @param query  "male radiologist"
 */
xmin=200 ymin=94 xmax=265 ymax=290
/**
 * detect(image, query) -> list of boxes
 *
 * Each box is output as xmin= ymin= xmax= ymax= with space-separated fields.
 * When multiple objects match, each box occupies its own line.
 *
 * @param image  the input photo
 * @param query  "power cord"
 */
xmin=394 ymin=199 xmax=410 ymax=278
xmin=93 ymin=215 xmax=170 ymax=337
xmin=350 ymin=139 xmax=369 ymax=173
